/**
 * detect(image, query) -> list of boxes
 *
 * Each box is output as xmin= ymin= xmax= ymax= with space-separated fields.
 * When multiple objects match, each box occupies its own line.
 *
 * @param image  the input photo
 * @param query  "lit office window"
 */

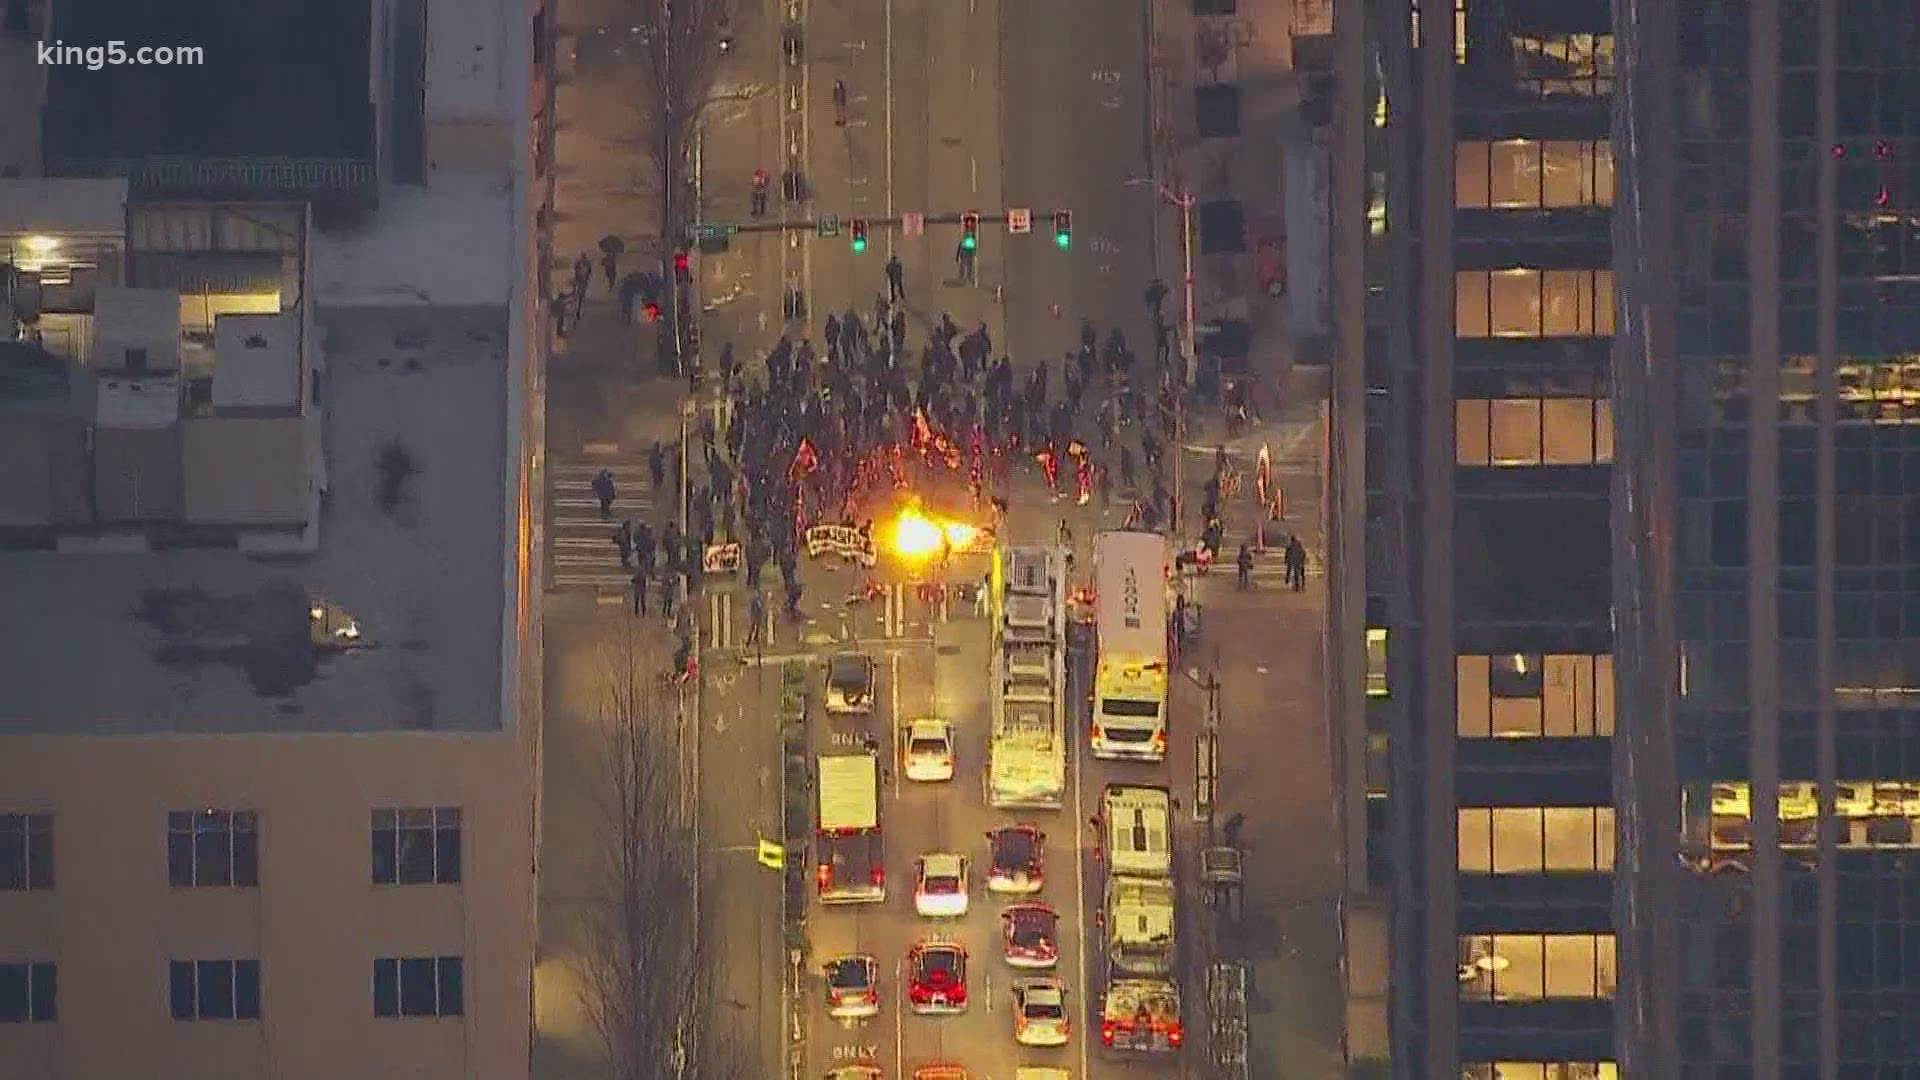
xmin=1457 ymin=141 xmax=1614 ymax=210
xmin=1458 ymin=808 xmax=1615 ymax=873
xmin=1508 ymin=33 xmax=1614 ymax=97
xmin=1456 ymin=398 xmax=1614 ymax=466
xmin=1458 ymin=934 xmax=1616 ymax=1001
xmin=1463 ymin=1063 xmax=1619 ymax=1080
xmin=1458 ymin=654 xmax=1614 ymax=737
xmin=1456 ymin=270 xmax=1614 ymax=338
xmin=1681 ymin=779 xmax=1920 ymax=874
xmin=1365 ymin=629 xmax=1390 ymax=698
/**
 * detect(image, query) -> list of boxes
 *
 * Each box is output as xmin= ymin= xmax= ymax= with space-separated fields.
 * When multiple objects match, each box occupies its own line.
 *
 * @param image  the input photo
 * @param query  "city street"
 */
xmin=537 ymin=0 xmax=1343 ymax=1074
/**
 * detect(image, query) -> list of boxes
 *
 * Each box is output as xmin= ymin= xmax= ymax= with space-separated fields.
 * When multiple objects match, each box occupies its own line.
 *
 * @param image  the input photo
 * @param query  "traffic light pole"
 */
xmin=1126 ymin=177 xmax=1197 ymax=537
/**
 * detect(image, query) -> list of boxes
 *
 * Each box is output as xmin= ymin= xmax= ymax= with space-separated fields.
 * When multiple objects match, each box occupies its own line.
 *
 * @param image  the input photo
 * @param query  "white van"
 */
xmin=1101 ymin=785 xmax=1172 ymax=878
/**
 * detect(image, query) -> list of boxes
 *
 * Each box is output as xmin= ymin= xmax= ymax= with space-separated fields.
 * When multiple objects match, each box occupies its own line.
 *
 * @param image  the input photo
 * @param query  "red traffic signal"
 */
xmin=672 ymin=250 xmax=691 ymax=284
xmin=644 ymin=301 xmax=661 ymax=323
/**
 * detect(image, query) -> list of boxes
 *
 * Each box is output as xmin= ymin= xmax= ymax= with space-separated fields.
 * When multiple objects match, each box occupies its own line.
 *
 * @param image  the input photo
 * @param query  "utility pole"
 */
xmin=1127 ymin=176 xmax=1198 ymax=538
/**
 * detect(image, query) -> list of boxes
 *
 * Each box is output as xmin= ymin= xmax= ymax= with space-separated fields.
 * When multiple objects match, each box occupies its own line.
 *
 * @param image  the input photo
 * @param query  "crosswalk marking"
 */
xmin=547 ymin=458 xmax=662 ymax=591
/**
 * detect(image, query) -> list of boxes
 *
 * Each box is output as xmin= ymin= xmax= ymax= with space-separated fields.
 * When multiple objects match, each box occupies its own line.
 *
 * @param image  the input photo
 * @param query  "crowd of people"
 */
xmin=592 ymin=264 xmax=1286 ymax=676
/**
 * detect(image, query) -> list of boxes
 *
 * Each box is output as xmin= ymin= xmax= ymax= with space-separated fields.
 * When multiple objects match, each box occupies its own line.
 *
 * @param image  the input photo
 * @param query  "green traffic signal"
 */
xmin=962 ymin=234 xmax=978 ymax=252
xmin=1055 ymin=230 xmax=1071 ymax=250
xmin=852 ymin=235 xmax=867 ymax=253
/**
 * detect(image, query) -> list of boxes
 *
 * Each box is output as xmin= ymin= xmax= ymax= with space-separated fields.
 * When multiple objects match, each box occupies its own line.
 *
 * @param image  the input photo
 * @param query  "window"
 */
xmin=168 ymin=959 xmax=260 ymax=1021
xmin=1508 ymin=32 xmax=1614 ymax=97
xmin=1458 ymin=654 xmax=1614 ymax=737
xmin=1458 ymin=807 xmax=1616 ymax=872
xmin=0 ymin=813 xmax=53 ymax=890
xmin=1456 ymin=141 xmax=1614 ymax=209
xmin=1457 ymin=398 xmax=1614 ymax=466
xmin=1458 ymin=934 xmax=1616 ymax=1001
xmin=167 ymin=810 xmax=258 ymax=887
xmin=371 ymin=808 xmax=462 ymax=885
xmin=1462 ymin=1064 xmax=1619 ymax=1080
xmin=1365 ymin=628 xmax=1390 ymax=697
xmin=0 ymin=962 xmax=56 ymax=1022
xmin=1456 ymin=270 xmax=1615 ymax=338
xmin=373 ymin=956 xmax=463 ymax=1018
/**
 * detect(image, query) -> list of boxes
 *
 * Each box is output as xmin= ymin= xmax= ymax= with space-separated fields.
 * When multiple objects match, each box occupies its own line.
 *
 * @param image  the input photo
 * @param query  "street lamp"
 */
xmin=1126 ymin=176 xmax=1197 ymax=537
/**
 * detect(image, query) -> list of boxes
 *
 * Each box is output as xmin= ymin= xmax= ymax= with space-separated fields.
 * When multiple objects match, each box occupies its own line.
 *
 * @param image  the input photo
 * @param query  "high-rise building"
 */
xmin=0 ymin=0 xmax=547 ymax=1076
xmin=1611 ymin=0 xmax=1920 ymax=1076
xmin=1330 ymin=2 xmax=1620 ymax=1077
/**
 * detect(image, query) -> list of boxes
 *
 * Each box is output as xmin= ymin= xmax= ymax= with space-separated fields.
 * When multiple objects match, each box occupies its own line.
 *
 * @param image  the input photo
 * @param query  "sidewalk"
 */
xmin=1151 ymin=0 xmax=1316 ymax=433
xmin=1173 ymin=397 xmax=1345 ymax=1079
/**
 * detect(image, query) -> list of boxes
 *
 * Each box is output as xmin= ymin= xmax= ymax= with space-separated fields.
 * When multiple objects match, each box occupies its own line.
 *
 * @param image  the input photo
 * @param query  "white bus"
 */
xmin=1091 ymin=531 xmax=1171 ymax=761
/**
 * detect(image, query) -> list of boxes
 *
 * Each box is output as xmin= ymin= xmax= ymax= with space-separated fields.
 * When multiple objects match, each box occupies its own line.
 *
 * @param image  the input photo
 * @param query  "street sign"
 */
xmin=902 ymin=211 xmax=925 ymax=237
xmin=688 ymin=222 xmax=737 ymax=241
xmin=1007 ymin=207 xmax=1032 ymax=234
xmin=816 ymin=214 xmax=841 ymax=237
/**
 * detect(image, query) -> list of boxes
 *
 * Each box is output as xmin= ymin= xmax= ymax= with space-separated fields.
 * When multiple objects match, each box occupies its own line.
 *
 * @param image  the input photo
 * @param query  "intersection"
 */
xmin=535 ymin=0 xmax=1344 ymax=1077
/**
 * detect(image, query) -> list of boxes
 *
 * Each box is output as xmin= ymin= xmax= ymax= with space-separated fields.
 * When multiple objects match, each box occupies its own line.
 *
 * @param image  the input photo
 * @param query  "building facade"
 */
xmin=0 ymin=0 xmax=547 ymax=1076
xmin=1332 ymin=1 xmax=1619 ymax=1076
xmin=1615 ymin=0 xmax=1920 ymax=1076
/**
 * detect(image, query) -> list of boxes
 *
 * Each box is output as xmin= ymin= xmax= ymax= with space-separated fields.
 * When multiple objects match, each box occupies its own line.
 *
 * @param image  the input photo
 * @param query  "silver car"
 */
xmin=1013 ymin=977 xmax=1070 ymax=1046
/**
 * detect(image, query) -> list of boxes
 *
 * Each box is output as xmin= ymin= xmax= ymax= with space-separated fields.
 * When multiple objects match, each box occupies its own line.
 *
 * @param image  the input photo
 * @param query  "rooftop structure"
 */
xmin=39 ymin=0 xmax=375 ymax=203
xmin=41 ymin=0 xmax=372 ymax=162
xmin=0 ymin=306 xmax=508 ymax=735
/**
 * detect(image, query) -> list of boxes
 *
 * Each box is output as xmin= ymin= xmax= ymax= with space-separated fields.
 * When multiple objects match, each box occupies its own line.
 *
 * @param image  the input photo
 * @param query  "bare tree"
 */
xmin=574 ymin=626 xmax=750 ymax=1080
xmin=633 ymin=0 xmax=731 ymax=318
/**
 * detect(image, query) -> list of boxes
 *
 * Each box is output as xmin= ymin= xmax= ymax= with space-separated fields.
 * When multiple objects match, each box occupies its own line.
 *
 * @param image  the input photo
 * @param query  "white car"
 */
xmin=903 ymin=718 xmax=955 ymax=782
xmin=914 ymin=852 xmax=970 ymax=918
xmin=1013 ymin=978 xmax=1070 ymax=1046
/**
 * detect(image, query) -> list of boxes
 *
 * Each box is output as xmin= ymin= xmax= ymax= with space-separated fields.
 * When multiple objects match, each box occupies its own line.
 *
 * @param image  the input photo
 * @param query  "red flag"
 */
xmin=790 ymin=438 xmax=819 ymax=481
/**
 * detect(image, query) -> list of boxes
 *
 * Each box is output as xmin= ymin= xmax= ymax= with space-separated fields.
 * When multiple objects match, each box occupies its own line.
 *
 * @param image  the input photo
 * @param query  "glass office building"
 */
xmin=1339 ymin=0 xmax=1920 ymax=1077
xmin=1330 ymin=2 xmax=1618 ymax=1077
xmin=1613 ymin=0 xmax=1920 ymax=1075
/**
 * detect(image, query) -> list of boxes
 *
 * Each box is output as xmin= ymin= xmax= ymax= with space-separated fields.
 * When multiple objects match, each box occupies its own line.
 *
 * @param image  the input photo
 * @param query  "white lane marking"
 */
xmin=1071 ymin=636 xmax=1093 ymax=1080
xmin=970 ymin=156 xmax=978 ymax=195
xmin=893 ymin=957 xmax=905 ymax=1079
xmin=890 ymin=652 xmax=902 ymax=799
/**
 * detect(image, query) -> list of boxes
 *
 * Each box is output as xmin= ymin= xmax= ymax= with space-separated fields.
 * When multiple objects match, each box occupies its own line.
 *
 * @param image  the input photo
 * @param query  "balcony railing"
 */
xmin=45 ymin=155 xmax=377 ymax=202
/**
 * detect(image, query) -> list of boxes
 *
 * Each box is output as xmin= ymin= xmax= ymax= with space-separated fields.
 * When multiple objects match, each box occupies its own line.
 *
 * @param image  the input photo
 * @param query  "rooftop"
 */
xmin=0 ymin=307 xmax=510 ymax=735
xmin=41 ymin=0 xmax=372 ymax=164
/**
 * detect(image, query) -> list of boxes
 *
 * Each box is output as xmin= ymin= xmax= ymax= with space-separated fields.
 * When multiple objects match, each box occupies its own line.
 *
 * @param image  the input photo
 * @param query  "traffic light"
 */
xmin=850 ymin=218 xmax=868 ymax=253
xmin=1053 ymin=209 xmax=1072 ymax=250
xmin=961 ymin=211 xmax=980 ymax=252
xmin=672 ymin=249 xmax=691 ymax=285
xmin=644 ymin=301 xmax=661 ymax=323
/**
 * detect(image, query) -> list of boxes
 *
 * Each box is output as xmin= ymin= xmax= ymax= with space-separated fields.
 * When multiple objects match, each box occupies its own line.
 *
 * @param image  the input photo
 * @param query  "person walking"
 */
xmin=573 ymin=252 xmax=593 ymax=301
xmin=614 ymin=519 xmax=634 ymax=568
xmin=1236 ymin=543 xmax=1254 ymax=591
xmin=592 ymin=468 xmax=616 ymax=519
xmin=631 ymin=566 xmax=650 ymax=615
xmin=746 ymin=589 xmax=766 ymax=649
xmin=1144 ymin=277 xmax=1169 ymax=319
xmin=751 ymin=167 xmax=770 ymax=216
xmin=886 ymin=253 xmax=906 ymax=302
xmin=1284 ymin=533 xmax=1307 ymax=591
xmin=649 ymin=441 xmax=666 ymax=493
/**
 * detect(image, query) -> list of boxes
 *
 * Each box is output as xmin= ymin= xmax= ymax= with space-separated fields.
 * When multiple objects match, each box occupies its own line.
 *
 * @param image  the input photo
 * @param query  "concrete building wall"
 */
xmin=0 ymin=732 xmax=534 ymax=1080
